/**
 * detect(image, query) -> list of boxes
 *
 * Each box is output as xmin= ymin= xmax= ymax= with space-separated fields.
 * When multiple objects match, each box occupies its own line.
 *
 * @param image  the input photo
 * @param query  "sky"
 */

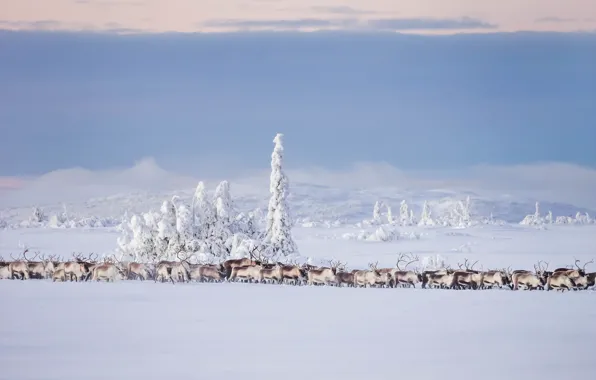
xmin=0 ymin=3 xmax=595 ymax=209
xmin=1 ymin=0 xmax=596 ymax=33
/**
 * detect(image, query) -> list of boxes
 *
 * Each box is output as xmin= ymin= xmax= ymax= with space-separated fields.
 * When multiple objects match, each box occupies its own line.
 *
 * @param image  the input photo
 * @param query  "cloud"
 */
xmin=0 ymin=177 xmax=24 ymax=190
xmin=0 ymin=19 xmax=146 ymax=33
xmin=0 ymin=20 xmax=65 ymax=30
xmin=202 ymin=18 xmax=354 ymax=30
xmin=310 ymin=6 xmax=376 ymax=15
xmin=535 ymin=17 xmax=578 ymax=23
xmin=74 ymin=0 xmax=145 ymax=7
xmin=367 ymin=17 xmax=497 ymax=30
xmin=202 ymin=16 xmax=496 ymax=31
xmin=2 ymin=159 xmax=596 ymax=215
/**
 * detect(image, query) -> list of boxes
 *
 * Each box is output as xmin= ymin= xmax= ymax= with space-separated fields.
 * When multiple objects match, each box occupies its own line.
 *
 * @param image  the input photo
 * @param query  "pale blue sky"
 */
xmin=0 ymin=31 xmax=595 ymax=177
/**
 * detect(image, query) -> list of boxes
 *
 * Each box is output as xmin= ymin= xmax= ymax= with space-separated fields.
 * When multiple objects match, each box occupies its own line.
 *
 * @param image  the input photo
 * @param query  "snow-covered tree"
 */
xmin=193 ymin=181 xmax=217 ymax=240
xmin=399 ymin=200 xmax=410 ymax=226
xmin=520 ymin=201 xmax=545 ymax=226
xmin=386 ymin=205 xmax=395 ymax=224
xmin=372 ymin=201 xmax=383 ymax=224
xmin=30 ymin=207 xmax=46 ymax=223
xmin=409 ymin=209 xmax=416 ymax=225
xmin=264 ymin=133 xmax=298 ymax=258
xmin=545 ymin=210 xmax=553 ymax=224
xmin=418 ymin=201 xmax=435 ymax=226
xmin=213 ymin=180 xmax=236 ymax=223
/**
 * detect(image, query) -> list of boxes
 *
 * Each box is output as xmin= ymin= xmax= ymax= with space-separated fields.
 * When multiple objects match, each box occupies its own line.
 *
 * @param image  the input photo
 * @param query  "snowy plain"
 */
xmin=1 ymin=223 xmax=596 ymax=380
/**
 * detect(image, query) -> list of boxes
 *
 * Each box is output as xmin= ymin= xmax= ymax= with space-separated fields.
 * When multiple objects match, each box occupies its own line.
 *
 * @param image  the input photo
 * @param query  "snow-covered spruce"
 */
xmin=263 ymin=133 xmax=298 ymax=258
xmin=116 ymin=181 xmax=264 ymax=263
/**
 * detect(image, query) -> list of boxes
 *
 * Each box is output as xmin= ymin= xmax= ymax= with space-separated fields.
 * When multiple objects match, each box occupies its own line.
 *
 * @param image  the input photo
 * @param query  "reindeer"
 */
xmin=425 ymin=272 xmax=455 ymax=289
xmin=0 ymin=256 xmax=11 ymax=279
xmin=533 ymin=260 xmax=551 ymax=281
xmin=390 ymin=254 xmax=422 ymax=288
xmin=553 ymin=259 xmax=592 ymax=287
xmin=190 ymin=264 xmax=226 ymax=283
xmin=40 ymin=254 xmax=58 ymax=279
xmin=154 ymin=253 xmax=192 ymax=283
xmin=127 ymin=262 xmax=153 ymax=281
xmin=585 ymin=272 xmax=596 ymax=289
xmin=91 ymin=263 xmax=127 ymax=282
xmin=261 ymin=264 xmax=284 ymax=284
xmin=482 ymin=268 xmax=510 ymax=289
xmin=23 ymin=251 xmax=48 ymax=279
xmin=172 ymin=258 xmax=191 ymax=283
xmin=155 ymin=260 xmax=177 ymax=284
xmin=222 ymin=257 xmax=259 ymax=280
xmin=336 ymin=269 xmax=355 ymax=287
xmin=546 ymin=271 xmax=575 ymax=292
xmin=8 ymin=249 xmax=32 ymax=280
xmin=280 ymin=261 xmax=308 ymax=285
xmin=451 ymin=259 xmax=483 ymax=290
xmin=353 ymin=262 xmax=384 ymax=288
xmin=307 ymin=260 xmax=341 ymax=286
xmin=52 ymin=268 xmax=67 ymax=282
xmin=229 ymin=264 xmax=264 ymax=283
xmin=512 ymin=271 xmax=545 ymax=290
xmin=64 ymin=253 xmax=98 ymax=281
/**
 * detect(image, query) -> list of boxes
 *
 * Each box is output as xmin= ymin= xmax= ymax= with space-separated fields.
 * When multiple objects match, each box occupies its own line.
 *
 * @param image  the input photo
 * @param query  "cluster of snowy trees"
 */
xmin=520 ymin=202 xmax=595 ymax=226
xmin=116 ymin=133 xmax=299 ymax=263
xmin=8 ymin=206 xmax=120 ymax=229
xmin=367 ymin=197 xmax=474 ymax=229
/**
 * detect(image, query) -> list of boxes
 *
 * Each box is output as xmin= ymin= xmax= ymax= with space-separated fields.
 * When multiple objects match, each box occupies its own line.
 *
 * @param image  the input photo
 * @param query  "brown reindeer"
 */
xmin=425 ymin=272 xmax=455 ymax=289
xmin=52 ymin=268 xmax=67 ymax=282
xmin=307 ymin=260 xmax=341 ymax=286
xmin=189 ymin=264 xmax=226 ymax=282
xmin=0 ymin=256 xmax=11 ymax=279
xmin=9 ymin=249 xmax=32 ymax=280
xmin=280 ymin=261 xmax=309 ymax=285
xmin=261 ymin=264 xmax=284 ymax=284
xmin=391 ymin=254 xmax=422 ymax=288
xmin=229 ymin=264 xmax=263 ymax=283
xmin=353 ymin=262 xmax=383 ymax=288
xmin=91 ymin=263 xmax=127 ymax=282
xmin=482 ymin=269 xmax=510 ymax=289
xmin=512 ymin=271 xmax=545 ymax=290
xmin=336 ymin=268 xmax=355 ymax=287
xmin=127 ymin=262 xmax=153 ymax=281
xmin=222 ymin=257 xmax=259 ymax=280
xmin=546 ymin=271 xmax=574 ymax=292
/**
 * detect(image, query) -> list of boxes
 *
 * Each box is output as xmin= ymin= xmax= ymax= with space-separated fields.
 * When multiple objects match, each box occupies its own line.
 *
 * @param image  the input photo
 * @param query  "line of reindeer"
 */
xmin=1 ymin=250 xmax=595 ymax=292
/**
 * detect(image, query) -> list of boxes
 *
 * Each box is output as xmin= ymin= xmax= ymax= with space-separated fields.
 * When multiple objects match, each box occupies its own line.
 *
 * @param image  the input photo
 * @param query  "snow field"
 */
xmin=1 ymin=280 xmax=595 ymax=380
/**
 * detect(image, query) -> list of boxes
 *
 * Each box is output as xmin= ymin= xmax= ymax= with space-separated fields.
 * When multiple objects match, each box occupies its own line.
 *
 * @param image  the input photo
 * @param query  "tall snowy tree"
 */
xmin=399 ymin=200 xmax=410 ymax=226
xmin=386 ymin=205 xmax=395 ymax=224
xmin=213 ymin=180 xmax=236 ymax=223
xmin=193 ymin=181 xmax=217 ymax=240
xmin=264 ymin=133 xmax=298 ymax=257
xmin=418 ymin=201 xmax=435 ymax=226
xmin=372 ymin=201 xmax=383 ymax=224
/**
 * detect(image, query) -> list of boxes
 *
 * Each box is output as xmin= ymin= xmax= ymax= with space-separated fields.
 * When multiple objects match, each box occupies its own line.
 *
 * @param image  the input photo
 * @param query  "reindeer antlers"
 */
xmin=461 ymin=258 xmax=478 ymax=271
xmin=396 ymin=253 xmax=419 ymax=270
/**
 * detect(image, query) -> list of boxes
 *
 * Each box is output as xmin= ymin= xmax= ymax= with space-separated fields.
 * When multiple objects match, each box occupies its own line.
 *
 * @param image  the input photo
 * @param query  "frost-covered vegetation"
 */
xmin=116 ymin=134 xmax=298 ymax=263
xmin=520 ymin=202 xmax=594 ymax=227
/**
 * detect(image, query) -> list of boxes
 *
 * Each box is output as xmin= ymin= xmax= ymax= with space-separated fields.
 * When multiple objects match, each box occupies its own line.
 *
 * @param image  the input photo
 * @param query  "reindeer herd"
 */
xmin=1 ymin=250 xmax=595 ymax=292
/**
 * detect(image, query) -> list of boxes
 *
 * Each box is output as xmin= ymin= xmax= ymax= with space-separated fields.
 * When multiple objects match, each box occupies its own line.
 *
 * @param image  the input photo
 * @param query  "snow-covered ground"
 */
xmin=2 ymin=224 xmax=595 ymax=270
xmin=1 ymin=278 xmax=595 ymax=380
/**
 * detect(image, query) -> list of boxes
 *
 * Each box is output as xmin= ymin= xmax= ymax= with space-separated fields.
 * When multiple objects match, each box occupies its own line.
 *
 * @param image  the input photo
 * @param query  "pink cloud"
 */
xmin=0 ymin=177 xmax=25 ymax=190
xmin=0 ymin=0 xmax=594 ymax=33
